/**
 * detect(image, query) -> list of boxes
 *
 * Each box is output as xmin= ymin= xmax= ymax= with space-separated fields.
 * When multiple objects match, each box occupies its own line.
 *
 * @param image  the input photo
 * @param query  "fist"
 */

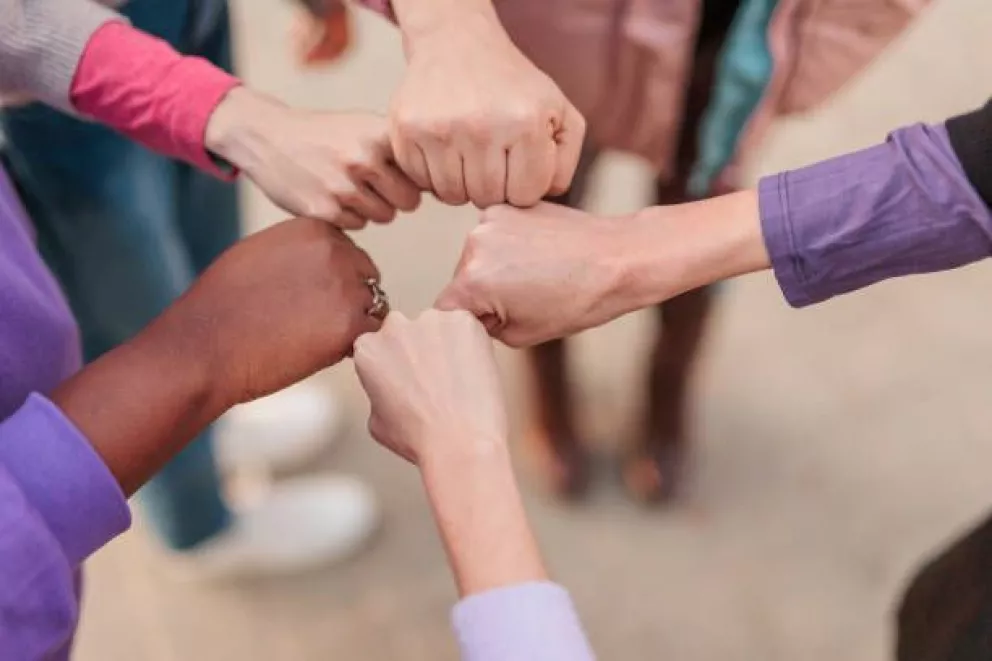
xmin=206 ymin=90 xmax=422 ymax=229
xmin=353 ymin=310 xmax=508 ymax=465
xmin=169 ymin=218 xmax=382 ymax=405
xmin=389 ymin=13 xmax=585 ymax=208
xmin=436 ymin=203 xmax=631 ymax=347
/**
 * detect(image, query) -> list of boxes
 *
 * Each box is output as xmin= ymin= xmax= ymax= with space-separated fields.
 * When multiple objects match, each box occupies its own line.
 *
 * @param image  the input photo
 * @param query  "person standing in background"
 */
xmin=352 ymin=0 xmax=931 ymax=502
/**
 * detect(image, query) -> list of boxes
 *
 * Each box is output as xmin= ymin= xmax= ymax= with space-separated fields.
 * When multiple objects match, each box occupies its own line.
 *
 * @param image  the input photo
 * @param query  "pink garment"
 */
xmin=356 ymin=0 xmax=930 ymax=184
xmin=69 ymin=21 xmax=240 ymax=179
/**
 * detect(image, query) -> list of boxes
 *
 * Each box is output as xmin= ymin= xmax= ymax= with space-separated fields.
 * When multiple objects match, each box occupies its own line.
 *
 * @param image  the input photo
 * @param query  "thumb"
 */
xmin=548 ymin=103 xmax=586 ymax=197
xmin=434 ymin=283 xmax=504 ymax=337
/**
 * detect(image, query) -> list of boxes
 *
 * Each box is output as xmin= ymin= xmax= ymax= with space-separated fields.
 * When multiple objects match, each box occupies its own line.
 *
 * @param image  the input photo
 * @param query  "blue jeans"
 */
xmin=1 ymin=0 xmax=237 ymax=550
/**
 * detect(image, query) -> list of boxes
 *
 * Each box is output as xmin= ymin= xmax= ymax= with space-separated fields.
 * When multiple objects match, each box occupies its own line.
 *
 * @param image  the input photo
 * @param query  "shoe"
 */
xmin=162 ymin=474 xmax=378 ymax=581
xmin=216 ymin=382 xmax=345 ymax=474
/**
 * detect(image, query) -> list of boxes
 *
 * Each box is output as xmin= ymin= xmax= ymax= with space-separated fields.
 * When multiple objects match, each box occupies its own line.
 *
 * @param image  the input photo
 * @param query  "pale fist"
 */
xmin=389 ymin=14 xmax=585 ymax=208
xmin=206 ymin=89 xmax=421 ymax=229
xmin=353 ymin=310 xmax=508 ymax=465
xmin=436 ymin=203 xmax=629 ymax=347
xmin=170 ymin=218 xmax=382 ymax=406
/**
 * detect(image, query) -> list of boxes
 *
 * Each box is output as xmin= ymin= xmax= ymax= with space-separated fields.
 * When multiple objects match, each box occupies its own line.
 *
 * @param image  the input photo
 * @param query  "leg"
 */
xmin=623 ymin=11 xmax=727 ymax=502
xmin=524 ymin=147 xmax=599 ymax=498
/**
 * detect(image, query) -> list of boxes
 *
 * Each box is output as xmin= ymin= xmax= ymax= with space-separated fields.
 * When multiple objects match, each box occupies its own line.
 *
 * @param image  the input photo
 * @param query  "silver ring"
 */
xmin=366 ymin=277 xmax=389 ymax=320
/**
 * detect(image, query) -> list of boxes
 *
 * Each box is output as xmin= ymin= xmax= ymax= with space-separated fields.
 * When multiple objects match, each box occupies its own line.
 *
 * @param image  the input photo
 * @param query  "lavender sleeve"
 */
xmin=0 ymin=394 xmax=130 ymax=660
xmin=759 ymin=123 xmax=992 ymax=307
xmin=452 ymin=582 xmax=595 ymax=661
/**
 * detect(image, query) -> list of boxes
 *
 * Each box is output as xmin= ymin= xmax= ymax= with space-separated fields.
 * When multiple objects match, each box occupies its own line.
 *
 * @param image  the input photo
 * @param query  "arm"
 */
xmin=0 ymin=396 xmax=130 ymax=660
xmin=2 ymin=2 xmax=419 ymax=224
xmin=426 ymin=444 xmax=594 ymax=661
xmin=353 ymin=311 xmax=595 ymax=660
xmin=438 ymin=99 xmax=992 ymax=346
xmin=0 ymin=219 xmax=378 ymax=654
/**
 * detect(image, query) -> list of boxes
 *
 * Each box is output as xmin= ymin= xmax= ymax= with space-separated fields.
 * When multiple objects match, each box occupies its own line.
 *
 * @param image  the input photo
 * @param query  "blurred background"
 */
xmin=75 ymin=0 xmax=992 ymax=659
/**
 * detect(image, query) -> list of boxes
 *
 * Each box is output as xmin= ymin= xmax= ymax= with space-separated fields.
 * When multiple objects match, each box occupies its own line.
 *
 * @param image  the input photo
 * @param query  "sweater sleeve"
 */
xmin=0 ymin=0 xmax=121 ymax=111
xmin=759 ymin=122 xmax=992 ymax=307
xmin=0 ymin=394 xmax=131 ymax=659
xmin=70 ymin=21 xmax=241 ymax=178
xmin=451 ymin=582 xmax=595 ymax=661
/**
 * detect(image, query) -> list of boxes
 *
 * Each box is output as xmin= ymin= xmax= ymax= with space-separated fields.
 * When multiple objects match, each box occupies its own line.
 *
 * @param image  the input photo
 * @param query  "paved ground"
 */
xmin=75 ymin=1 xmax=992 ymax=659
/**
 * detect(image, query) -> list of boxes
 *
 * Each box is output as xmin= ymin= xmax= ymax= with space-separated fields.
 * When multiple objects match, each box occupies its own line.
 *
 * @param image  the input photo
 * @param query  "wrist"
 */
xmin=419 ymin=437 xmax=547 ymax=596
xmin=204 ymin=86 xmax=287 ymax=174
xmin=51 ymin=316 xmax=226 ymax=495
xmin=392 ymin=0 xmax=500 ymax=54
xmin=617 ymin=190 xmax=769 ymax=308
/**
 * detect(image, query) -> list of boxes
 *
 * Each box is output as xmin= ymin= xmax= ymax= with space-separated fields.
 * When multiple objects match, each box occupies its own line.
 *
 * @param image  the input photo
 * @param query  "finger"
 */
xmin=366 ymin=162 xmax=422 ymax=213
xmin=332 ymin=209 xmax=368 ymax=230
xmin=548 ymin=103 xmax=586 ymax=196
xmin=341 ymin=183 xmax=396 ymax=224
xmin=463 ymin=145 xmax=508 ymax=209
xmin=505 ymin=134 xmax=556 ymax=207
xmin=434 ymin=281 xmax=505 ymax=337
xmin=390 ymin=130 xmax=433 ymax=191
xmin=424 ymin=143 xmax=468 ymax=205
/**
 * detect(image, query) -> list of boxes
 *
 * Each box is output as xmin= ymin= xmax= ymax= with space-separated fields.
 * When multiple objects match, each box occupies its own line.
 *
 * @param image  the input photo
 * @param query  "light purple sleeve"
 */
xmin=0 ymin=394 xmax=131 ymax=660
xmin=759 ymin=123 xmax=992 ymax=307
xmin=451 ymin=582 xmax=595 ymax=661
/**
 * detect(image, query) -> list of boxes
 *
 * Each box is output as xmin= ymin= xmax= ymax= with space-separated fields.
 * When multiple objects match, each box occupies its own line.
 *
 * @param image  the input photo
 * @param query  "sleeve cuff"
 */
xmin=758 ymin=173 xmax=813 ymax=308
xmin=452 ymin=582 xmax=594 ymax=661
xmin=0 ymin=394 xmax=131 ymax=566
xmin=70 ymin=22 xmax=241 ymax=180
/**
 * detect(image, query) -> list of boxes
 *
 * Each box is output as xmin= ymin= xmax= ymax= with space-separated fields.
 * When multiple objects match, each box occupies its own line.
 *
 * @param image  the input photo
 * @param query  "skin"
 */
xmin=436 ymin=191 xmax=770 ymax=351
xmin=204 ymin=88 xmax=421 ymax=230
xmin=354 ymin=310 xmax=547 ymax=596
xmin=51 ymin=218 xmax=381 ymax=495
xmin=387 ymin=0 xmax=586 ymax=209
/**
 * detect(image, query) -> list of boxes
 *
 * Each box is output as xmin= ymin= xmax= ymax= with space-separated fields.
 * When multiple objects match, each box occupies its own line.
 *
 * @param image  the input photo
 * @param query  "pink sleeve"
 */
xmin=69 ymin=22 xmax=241 ymax=180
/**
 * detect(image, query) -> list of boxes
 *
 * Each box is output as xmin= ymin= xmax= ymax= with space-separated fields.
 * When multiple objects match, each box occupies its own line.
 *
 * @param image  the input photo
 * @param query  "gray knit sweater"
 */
xmin=0 ymin=0 xmax=123 ymax=111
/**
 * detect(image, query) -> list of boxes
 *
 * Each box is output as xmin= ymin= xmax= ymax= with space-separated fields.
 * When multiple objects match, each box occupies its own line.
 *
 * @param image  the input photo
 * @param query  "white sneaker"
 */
xmin=163 ymin=474 xmax=379 ymax=582
xmin=216 ymin=382 xmax=345 ymax=474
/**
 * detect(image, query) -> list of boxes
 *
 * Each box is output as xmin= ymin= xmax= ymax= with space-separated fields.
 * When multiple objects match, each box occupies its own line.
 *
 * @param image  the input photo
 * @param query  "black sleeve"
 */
xmin=946 ymin=98 xmax=992 ymax=210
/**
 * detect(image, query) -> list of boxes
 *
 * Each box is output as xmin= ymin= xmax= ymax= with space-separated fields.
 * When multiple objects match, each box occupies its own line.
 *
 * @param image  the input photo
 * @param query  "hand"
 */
xmin=353 ymin=310 xmax=508 ymax=465
xmin=291 ymin=3 xmax=352 ymax=66
xmin=437 ymin=193 xmax=771 ymax=347
xmin=166 ymin=217 xmax=382 ymax=404
xmin=389 ymin=7 xmax=585 ymax=208
xmin=53 ymin=217 xmax=383 ymax=494
xmin=436 ymin=203 xmax=633 ymax=347
xmin=205 ymin=88 xmax=421 ymax=228
xmin=353 ymin=309 xmax=549 ymax=598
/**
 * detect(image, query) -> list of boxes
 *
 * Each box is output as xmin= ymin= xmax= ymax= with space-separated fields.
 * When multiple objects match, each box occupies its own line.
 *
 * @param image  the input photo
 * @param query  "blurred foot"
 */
xmin=525 ymin=426 xmax=590 ymax=499
xmin=216 ymin=382 xmax=344 ymax=473
xmin=163 ymin=474 xmax=378 ymax=581
xmin=622 ymin=439 xmax=686 ymax=504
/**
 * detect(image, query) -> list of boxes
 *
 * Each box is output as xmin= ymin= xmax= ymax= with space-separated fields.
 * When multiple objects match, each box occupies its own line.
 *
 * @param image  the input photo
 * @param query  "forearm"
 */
xmin=421 ymin=441 xmax=546 ymax=597
xmin=50 ymin=309 xmax=226 ymax=496
xmin=612 ymin=190 xmax=769 ymax=313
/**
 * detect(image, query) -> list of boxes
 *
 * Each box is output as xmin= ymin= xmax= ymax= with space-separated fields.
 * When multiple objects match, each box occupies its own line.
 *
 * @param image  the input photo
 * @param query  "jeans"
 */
xmin=1 ymin=0 xmax=237 ymax=550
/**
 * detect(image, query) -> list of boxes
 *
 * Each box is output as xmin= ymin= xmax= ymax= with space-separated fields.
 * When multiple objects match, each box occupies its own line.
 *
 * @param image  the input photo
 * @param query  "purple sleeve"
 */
xmin=759 ymin=123 xmax=992 ymax=307
xmin=451 ymin=582 xmax=595 ymax=661
xmin=0 ymin=394 xmax=131 ymax=660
